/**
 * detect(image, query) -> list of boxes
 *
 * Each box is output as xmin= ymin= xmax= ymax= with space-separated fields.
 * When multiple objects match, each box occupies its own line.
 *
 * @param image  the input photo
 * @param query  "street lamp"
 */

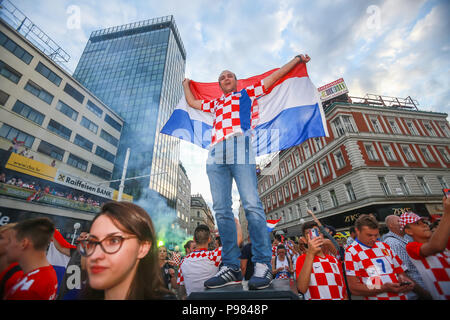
xmin=71 ymin=222 xmax=81 ymax=245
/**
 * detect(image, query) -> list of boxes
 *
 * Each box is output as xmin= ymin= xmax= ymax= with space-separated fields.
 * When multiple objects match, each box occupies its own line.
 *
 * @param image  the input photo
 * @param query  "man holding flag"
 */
xmin=179 ymin=53 xmax=318 ymax=290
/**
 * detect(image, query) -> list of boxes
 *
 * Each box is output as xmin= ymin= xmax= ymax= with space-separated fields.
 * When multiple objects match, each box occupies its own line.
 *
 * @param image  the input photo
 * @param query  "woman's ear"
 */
xmin=138 ymin=241 xmax=152 ymax=259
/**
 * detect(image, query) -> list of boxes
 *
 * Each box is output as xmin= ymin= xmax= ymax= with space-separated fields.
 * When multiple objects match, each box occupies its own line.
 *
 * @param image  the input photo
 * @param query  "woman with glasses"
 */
xmin=79 ymin=201 xmax=173 ymax=299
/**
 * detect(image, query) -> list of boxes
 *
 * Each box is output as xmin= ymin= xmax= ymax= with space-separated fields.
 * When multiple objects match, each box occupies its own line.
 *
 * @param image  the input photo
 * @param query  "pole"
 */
xmin=118 ymin=148 xmax=130 ymax=202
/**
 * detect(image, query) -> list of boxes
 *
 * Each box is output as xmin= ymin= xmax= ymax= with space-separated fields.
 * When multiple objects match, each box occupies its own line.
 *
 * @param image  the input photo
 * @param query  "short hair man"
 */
xmin=345 ymin=214 xmax=415 ymax=300
xmin=183 ymin=54 xmax=310 ymax=290
xmin=401 ymin=197 xmax=450 ymax=300
xmin=296 ymin=221 xmax=347 ymax=300
xmin=383 ymin=215 xmax=431 ymax=300
xmin=4 ymin=218 xmax=58 ymax=300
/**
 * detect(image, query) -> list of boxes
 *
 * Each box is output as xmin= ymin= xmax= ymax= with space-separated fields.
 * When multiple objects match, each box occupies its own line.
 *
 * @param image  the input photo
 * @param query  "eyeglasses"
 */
xmin=78 ymin=235 xmax=138 ymax=257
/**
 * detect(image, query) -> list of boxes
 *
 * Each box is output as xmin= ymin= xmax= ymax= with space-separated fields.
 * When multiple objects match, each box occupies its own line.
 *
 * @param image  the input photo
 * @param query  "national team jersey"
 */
xmin=296 ymin=254 xmax=347 ymax=300
xmin=406 ymin=241 xmax=450 ymax=300
xmin=201 ymin=80 xmax=266 ymax=146
xmin=177 ymin=247 xmax=222 ymax=296
xmin=5 ymin=265 xmax=58 ymax=300
xmin=345 ymin=240 xmax=407 ymax=300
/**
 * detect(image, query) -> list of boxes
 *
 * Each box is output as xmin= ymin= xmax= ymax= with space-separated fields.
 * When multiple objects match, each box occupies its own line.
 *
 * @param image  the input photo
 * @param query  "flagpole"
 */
xmin=117 ymin=148 xmax=130 ymax=202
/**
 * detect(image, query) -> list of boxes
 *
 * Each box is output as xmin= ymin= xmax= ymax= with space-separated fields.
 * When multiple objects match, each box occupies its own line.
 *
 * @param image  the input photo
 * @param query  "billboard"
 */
xmin=318 ymin=78 xmax=349 ymax=102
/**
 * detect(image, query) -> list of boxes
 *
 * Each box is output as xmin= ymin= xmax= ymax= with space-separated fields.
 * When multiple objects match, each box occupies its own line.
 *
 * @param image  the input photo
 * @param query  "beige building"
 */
xmin=190 ymin=194 xmax=215 ymax=234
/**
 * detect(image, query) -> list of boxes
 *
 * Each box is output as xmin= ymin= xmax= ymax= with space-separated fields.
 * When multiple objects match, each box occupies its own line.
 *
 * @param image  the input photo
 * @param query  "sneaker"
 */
xmin=204 ymin=265 xmax=242 ymax=289
xmin=248 ymin=263 xmax=273 ymax=290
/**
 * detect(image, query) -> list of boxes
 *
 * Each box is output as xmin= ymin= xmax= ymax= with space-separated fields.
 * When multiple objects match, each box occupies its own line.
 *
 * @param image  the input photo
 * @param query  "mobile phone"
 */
xmin=400 ymin=282 xmax=411 ymax=286
xmin=443 ymin=188 xmax=450 ymax=198
xmin=309 ymin=228 xmax=319 ymax=240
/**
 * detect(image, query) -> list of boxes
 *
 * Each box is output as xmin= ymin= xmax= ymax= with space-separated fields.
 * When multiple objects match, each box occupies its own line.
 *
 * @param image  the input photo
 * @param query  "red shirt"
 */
xmin=0 ymin=262 xmax=23 ymax=299
xmin=4 ymin=265 xmax=58 ymax=300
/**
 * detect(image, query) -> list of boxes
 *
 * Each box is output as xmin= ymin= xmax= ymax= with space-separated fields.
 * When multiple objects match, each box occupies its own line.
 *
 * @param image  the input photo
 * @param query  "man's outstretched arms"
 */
xmin=182 ymin=78 xmax=203 ymax=110
xmin=263 ymin=54 xmax=310 ymax=90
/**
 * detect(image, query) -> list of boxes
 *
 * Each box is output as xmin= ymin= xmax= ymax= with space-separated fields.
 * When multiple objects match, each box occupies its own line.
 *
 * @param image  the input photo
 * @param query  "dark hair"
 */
xmin=14 ymin=217 xmax=54 ymax=251
xmin=349 ymin=226 xmax=356 ymax=234
xmin=355 ymin=214 xmax=379 ymax=231
xmin=194 ymin=224 xmax=210 ymax=244
xmin=184 ymin=240 xmax=194 ymax=251
xmin=83 ymin=201 xmax=171 ymax=300
xmin=302 ymin=221 xmax=318 ymax=236
xmin=274 ymin=234 xmax=282 ymax=242
xmin=325 ymin=225 xmax=336 ymax=237
xmin=215 ymin=235 xmax=222 ymax=246
xmin=277 ymin=244 xmax=286 ymax=251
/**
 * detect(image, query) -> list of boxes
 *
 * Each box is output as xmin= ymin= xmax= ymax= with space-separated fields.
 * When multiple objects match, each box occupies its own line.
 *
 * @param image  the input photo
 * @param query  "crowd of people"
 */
xmin=0 ymin=196 xmax=448 ymax=301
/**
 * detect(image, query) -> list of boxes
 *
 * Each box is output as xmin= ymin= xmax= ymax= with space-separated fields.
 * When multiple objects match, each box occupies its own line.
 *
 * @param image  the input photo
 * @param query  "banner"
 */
xmin=55 ymin=170 xmax=114 ymax=199
xmin=5 ymin=152 xmax=57 ymax=181
xmin=317 ymin=78 xmax=349 ymax=102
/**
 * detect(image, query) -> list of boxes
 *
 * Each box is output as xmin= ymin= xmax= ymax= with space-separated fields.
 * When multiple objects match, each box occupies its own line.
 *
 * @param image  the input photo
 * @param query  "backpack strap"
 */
xmin=0 ymin=264 xmax=22 ymax=297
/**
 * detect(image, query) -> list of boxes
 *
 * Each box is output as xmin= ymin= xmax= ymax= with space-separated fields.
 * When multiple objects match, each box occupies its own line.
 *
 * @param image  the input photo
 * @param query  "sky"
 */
xmin=11 ymin=0 xmax=450 ymax=219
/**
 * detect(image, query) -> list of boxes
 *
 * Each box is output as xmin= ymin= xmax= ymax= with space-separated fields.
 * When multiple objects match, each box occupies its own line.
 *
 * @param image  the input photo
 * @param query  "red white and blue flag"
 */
xmin=267 ymin=218 xmax=282 ymax=232
xmin=161 ymin=63 xmax=328 ymax=155
xmin=46 ymin=229 xmax=76 ymax=289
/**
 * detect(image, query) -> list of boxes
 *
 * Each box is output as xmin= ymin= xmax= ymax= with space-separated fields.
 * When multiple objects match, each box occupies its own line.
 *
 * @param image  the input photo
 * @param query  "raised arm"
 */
xmin=182 ymin=78 xmax=203 ymax=110
xmin=263 ymin=54 xmax=310 ymax=90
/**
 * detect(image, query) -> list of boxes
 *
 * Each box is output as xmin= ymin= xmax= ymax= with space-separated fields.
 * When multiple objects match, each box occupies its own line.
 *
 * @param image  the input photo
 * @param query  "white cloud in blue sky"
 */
xmin=13 ymin=0 xmax=450 ymax=217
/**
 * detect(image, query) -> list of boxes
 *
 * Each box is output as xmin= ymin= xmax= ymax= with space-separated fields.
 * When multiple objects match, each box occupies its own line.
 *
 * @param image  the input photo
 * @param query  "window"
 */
xmin=370 ymin=117 xmax=383 ymax=133
xmin=437 ymin=176 xmax=448 ymax=189
xmin=406 ymin=121 xmax=419 ymax=135
xmin=296 ymin=204 xmax=301 ymax=218
xmin=37 ymin=140 xmax=64 ymax=161
xmin=329 ymin=189 xmax=339 ymax=207
xmin=423 ymin=122 xmax=437 ymax=137
xmin=303 ymin=144 xmax=311 ymax=159
xmin=47 ymin=119 xmax=72 ymax=140
xmin=0 ymin=31 xmax=33 ymax=64
xmin=81 ymin=116 xmax=98 ymax=134
xmin=397 ymin=176 xmax=410 ymax=196
xmin=56 ymin=100 xmax=78 ymax=121
xmin=73 ymin=134 xmax=93 ymax=152
xmin=305 ymin=199 xmax=311 ymax=211
xmin=420 ymin=146 xmax=434 ymax=162
xmin=365 ymin=144 xmax=379 ymax=161
xmin=300 ymin=174 xmax=307 ymax=189
xmin=309 ymin=167 xmax=318 ymax=184
xmin=100 ymin=129 xmax=119 ymax=147
xmin=317 ymin=194 xmax=324 ymax=212
xmin=267 ymin=197 xmax=272 ymax=207
xmin=294 ymin=150 xmax=301 ymax=165
xmin=278 ymin=190 xmax=283 ymax=201
xmin=314 ymin=137 xmax=323 ymax=151
xmin=291 ymin=179 xmax=298 ymax=194
xmin=383 ymin=145 xmax=397 ymax=161
xmin=332 ymin=117 xmax=345 ymax=137
xmin=86 ymin=100 xmax=103 ymax=118
xmin=388 ymin=119 xmax=401 ymax=134
xmin=401 ymin=145 xmax=416 ymax=162
xmin=0 ymin=124 xmax=35 ymax=148
xmin=437 ymin=147 xmax=450 ymax=162
xmin=105 ymin=114 xmax=122 ymax=132
xmin=35 ymin=62 xmax=62 ymax=86
xmin=342 ymin=115 xmax=356 ymax=133
xmin=321 ymin=160 xmax=330 ymax=177
xmin=90 ymin=164 xmax=111 ymax=180
xmin=284 ymin=185 xmax=290 ymax=198
xmin=67 ymin=153 xmax=88 ymax=171
xmin=63 ymin=83 xmax=85 ymax=104
xmin=280 ymin=164 xmax=286 ymax=177
xmin=417 ymin=176 xmax=431 ymax=195
xmin=438 ymin=122 xmax=450 ymax=137
xmin=0 ymin=60 xmax=22 ymax=83
xmin=378 ymin=176 xmax=391 ymax=195
xmin=0 ymin=89 xmax=9 ymax=106
xmin=286 ymin=158 xmax=293 ymax=172
xmin=24 ymin=81 xmax=54 ymax=104
xmin=272 ymin=194 xmax=276 ymax=205
xmin=12 ymin=100 xmax=45 ymax=125
xmin=345 ymin=182 xmax=356 ymax=201
xmin=334 ymin=151 xmax=346 ymax=169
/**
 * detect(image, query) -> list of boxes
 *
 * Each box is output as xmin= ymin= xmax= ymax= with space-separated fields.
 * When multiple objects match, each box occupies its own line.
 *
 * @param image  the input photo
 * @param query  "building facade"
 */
xmin=258 ymin=97 xmax=450 ymax=236
xmin=190 ymin=194 xmax=215 ymax=235
xmin=176 ymin=162 xmax=191 ymax=235
xmin=0 ymin=17 xmax=127 ymax=238
xmin=73 ymin=16 xmax=186 ymax=208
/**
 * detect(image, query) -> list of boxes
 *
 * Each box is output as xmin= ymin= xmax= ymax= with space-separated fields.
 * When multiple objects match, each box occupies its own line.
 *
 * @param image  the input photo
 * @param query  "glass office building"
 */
xmin=73 ymin=16 xmax=186 ymax=208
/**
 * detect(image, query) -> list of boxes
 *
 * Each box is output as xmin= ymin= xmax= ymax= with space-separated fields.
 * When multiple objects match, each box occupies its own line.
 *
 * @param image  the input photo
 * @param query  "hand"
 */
xmin=443 ymin=196 xmax=450 ymax=215
xmin=297 ymin=54 xmax=311 ymax=63
xmin=306 ymin=234 xmax=323 ymax=256
xmin=182 ymin=78 xmax=191 ymax=87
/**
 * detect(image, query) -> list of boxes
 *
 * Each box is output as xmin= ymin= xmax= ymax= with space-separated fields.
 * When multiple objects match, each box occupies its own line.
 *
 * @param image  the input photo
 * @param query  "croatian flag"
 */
xmin=161 ymin=63 xmax=328 ymax=155
xmin=46 ymin=229 xmax=76 ymax=288
xmin=267 ymin=218 xmax=282 ymax=232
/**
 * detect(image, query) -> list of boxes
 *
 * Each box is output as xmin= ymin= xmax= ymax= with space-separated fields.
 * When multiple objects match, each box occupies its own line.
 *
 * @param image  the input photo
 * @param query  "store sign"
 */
xmin=318 ymin=78 xmax=349 ymax=102
xmin=5 ymin=153 xmax=57 ymax=181
xmin=55 ymin=170 xmax=114 ymax=199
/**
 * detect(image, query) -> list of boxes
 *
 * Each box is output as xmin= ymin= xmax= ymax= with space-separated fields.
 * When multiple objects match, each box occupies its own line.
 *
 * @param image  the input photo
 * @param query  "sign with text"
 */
xmin=318 ymin=78 xmax=349 ymax=102
xmin=5 ymin=153 xmax=57 ymax=181
xmin=55 ymin=170 xmax=114 ymax=199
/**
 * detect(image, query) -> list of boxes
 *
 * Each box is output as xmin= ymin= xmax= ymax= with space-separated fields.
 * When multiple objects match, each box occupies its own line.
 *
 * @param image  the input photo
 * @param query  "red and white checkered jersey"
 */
xmin=201 ymin=80 xmax=266 ymax=146
xmin=296 ymin=254 xmax=347 ymax=300
xmin=345 ymin=240 xmax=408 ymax=300
xmin=406 ymin=241 xmax=450 ymax=300
xmin=177 ymin=248 xmax=222 ymax=296
xmin=171 ymin=252 xmax=182 ymax=267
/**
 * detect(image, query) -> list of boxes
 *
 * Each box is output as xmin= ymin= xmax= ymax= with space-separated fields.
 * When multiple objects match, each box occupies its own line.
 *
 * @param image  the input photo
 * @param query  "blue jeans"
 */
xmin=206 ymin=134 xmax=272 ymax=270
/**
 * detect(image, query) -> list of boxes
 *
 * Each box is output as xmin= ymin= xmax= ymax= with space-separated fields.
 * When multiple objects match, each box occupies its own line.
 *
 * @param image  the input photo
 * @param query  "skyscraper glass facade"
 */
xmin=73 ymin=16 xmax=186 ymax=207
